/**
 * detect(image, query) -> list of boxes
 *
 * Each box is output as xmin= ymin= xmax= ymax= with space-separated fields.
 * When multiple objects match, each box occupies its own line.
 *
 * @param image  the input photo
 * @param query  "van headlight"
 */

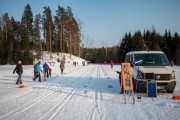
xmin=171 ymin=71 xmax=175 ymax=79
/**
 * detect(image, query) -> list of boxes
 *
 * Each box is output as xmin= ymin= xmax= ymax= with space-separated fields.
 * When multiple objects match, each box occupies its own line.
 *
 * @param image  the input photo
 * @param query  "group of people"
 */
xmin=33 ymin=61 xmax=52 ymax=82
xmin=13 ymin=60 xmax=65 ymax=84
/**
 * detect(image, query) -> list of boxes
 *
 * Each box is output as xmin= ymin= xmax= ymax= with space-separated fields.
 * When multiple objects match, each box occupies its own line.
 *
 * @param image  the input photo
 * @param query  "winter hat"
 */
xmin=18 ymin=61 xmax=22 ymax=64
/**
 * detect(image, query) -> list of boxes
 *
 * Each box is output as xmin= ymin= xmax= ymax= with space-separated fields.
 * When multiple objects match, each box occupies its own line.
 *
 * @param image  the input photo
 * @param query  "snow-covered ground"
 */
xmin=0 ymin=54 xmax=180 ymax=120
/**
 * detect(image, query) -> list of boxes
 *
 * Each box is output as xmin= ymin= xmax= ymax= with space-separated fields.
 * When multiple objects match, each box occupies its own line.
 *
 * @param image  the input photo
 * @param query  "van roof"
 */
xmin=126 ymin=51 xmax=164 ymax=55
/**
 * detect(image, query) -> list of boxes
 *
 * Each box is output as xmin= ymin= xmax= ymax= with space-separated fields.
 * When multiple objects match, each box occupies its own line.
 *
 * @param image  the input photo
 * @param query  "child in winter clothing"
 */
xmin=48 ymin=67 xmax=52 ymax=77
xmin=13 ymin=61 xmax=23 ymax=84
xmin=43 ymin=62 xmax=49 ymax=78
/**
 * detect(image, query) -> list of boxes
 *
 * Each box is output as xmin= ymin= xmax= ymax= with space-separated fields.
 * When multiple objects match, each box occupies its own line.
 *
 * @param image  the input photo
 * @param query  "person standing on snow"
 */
xmin=13 ymin=61 xmax=23 ymax=84
xmin=43 ymin=62 xmax=49 ymax=78
xmin=33 ymin=62 xmax=37 ymax=77
xmin=60 ymin=61 xmax=65 ymax=74
xmin=48 ymin=67 xmax=52 ymax=77
xmin=110 ymin=60 xmax=114 ymax=69
xmin=33 ymin=61 xmax=42 ymax=82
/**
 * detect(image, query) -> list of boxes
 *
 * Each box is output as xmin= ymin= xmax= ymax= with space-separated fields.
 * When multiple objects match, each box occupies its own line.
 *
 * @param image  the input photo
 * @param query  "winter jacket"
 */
xmin=110 ymin=61 xmax=114 ymax=65
xmin=35 ymin=63 xmax=42 ymax=73
xmin=60 ymin=62 xmax=64 ymax=69
xmin=43 ymin=63 xmax=49 ymax=72
xmin=13 ymin=64 xmax=23 ymax=74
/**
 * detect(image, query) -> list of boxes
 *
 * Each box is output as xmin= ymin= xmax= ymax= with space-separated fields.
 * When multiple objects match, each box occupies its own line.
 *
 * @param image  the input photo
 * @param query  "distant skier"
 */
xmin=13 ymin=61 xmax=23 ymax=84
xmin=110 ymin=60 xmax=114 ymax=69
xmin=74 ymin=61 xmax=77 ymax=67
xmin=33 ymin=61 xmax=42 ymax=82
xmin=60 ymin=61 xmax=65 ymax=74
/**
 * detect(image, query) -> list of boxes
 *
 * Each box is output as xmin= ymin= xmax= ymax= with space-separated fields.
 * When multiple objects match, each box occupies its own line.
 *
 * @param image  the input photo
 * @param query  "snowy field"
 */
xmin=0 ymin=63 xmax=180 ymax=120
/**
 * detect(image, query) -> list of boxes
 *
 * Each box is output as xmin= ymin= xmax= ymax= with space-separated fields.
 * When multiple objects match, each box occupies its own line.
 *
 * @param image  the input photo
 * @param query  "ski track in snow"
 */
xmin=0 ymin=64 xmax=180 ymax=120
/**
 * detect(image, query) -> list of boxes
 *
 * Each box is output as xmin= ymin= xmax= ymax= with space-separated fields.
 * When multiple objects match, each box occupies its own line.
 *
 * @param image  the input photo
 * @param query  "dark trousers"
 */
xmin=16 ymin=73 xmax=22 ymax=84
xmin=33 ymin=72 xmax=41 ymax=82
xmin=49 ymin=71 xmax=51 ymax=77
xmin=45 ymin=71 xmax=49 ymax=77
xmin=61 ymin=69 xmax=64 ymax=74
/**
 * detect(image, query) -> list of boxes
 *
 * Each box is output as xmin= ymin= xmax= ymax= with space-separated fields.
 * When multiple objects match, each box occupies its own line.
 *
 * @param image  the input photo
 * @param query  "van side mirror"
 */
xmin=170 ymin=61 xmax=174 ymax=67
xmin=131 ymin=63 xmax=134 ymax=67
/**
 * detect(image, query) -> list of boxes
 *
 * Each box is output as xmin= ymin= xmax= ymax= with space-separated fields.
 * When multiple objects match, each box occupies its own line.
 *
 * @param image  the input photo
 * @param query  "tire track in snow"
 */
xmin=37 ymin=65 xmax=94 ymax=120
xmin=0 ymin=90 xmax=34 ymax=104
xmin=0 ymin=66 xmax=89 ymax=120
xmin=0 ymin=90 xmax=54 ymax=120
xmin=90 ymin=65 xmax=103 ymax=120
xmin=3 ymin=65 xmax=93 ymax=120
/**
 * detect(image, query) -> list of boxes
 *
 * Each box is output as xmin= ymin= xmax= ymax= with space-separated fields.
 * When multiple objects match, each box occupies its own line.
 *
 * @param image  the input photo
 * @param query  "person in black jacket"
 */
xmin=116 ymin=70 xmax=124 ymax=94
xmin=13 ymin=61 xmax=23 ymax=84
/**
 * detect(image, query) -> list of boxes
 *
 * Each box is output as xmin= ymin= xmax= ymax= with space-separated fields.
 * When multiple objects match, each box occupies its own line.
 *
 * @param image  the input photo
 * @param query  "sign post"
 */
xmin=121 ymin=63 xmax=135 ymax=104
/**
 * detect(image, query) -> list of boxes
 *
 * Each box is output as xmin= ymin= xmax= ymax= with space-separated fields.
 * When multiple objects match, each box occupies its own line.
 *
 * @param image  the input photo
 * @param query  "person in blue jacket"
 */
xmin=33 ymin=61 xmax=42 ymax=82
xmin=43 ymin=62 xmax=49 ymax=78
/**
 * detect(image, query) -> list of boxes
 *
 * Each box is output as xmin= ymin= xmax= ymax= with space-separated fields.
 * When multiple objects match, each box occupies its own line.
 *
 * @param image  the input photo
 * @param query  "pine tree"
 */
xmin=132 ymin=31 xmax=145 ymax=51
xmin=34 ymin=14 xmax=42 ymax=60
xmin=42 ymin=6 xmax=54 ymax=59
xmin=21 ymin=4 xmax=33 ymax=64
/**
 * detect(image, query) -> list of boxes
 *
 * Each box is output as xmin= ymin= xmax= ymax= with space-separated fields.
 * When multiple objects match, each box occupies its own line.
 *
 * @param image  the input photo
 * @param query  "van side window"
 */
xmin=125 ymin=55 xmax=130 ymax=62
xmin=131 ymin=55 xmax=133 ymax=62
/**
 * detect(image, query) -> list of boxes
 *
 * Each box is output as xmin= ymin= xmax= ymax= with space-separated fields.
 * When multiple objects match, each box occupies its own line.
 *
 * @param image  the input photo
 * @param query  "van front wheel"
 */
xmin=166 ymin=90 xmax=174 ymax=93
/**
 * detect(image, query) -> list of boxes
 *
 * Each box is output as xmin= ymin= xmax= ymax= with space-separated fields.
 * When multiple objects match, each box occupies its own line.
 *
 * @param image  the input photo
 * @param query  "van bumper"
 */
xmin=156 ymin=81 xmax=176 ymax=90
xmin=135 ymin=79 xmax=176 ymax=91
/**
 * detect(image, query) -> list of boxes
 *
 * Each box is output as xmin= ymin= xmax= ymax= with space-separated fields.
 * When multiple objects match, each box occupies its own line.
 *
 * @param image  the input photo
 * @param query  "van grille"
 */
xmin=145 ymin=73 xmax=154 ymax=79
xmin=155 ymin=74 xmax=170 ymax=80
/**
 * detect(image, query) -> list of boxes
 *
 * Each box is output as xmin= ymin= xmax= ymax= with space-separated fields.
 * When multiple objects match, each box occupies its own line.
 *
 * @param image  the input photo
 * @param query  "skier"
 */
xmin=60 ymin=61 xmax=65 ymax=74
xmin=110 ymin=60 xmax=114 ymax=69
xmin=33 ymin=61 xmax=42 ymax=82
xmin=13 ymin=61 xmax=23 ymax=84
xmin=43 ymin=62 xmax=49 ymax=78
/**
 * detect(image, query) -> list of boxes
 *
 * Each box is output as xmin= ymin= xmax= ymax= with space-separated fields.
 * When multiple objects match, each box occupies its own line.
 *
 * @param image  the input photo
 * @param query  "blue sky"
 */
xmin=1 ymin=0 xmax=180 ymax=48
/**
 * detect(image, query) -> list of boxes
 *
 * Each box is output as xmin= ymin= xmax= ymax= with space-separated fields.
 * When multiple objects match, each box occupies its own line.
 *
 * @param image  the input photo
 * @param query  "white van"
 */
xmin=125 ymin=51 xmax=176 ymax=93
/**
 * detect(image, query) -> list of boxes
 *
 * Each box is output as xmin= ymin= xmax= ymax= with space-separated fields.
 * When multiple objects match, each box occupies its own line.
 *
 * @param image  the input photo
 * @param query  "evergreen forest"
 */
xmin=1 ymin=4 xmax=180 ymax=65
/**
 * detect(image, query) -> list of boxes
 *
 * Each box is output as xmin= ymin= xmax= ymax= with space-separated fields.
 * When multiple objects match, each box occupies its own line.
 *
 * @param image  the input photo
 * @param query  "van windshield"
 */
xmin=134 ymin=53 xmax=170 ymax=66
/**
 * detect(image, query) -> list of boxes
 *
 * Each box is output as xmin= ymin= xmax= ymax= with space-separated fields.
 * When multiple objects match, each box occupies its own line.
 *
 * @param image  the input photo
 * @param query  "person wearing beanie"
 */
xmin=13 ymin=61 xmax=23 ymax=84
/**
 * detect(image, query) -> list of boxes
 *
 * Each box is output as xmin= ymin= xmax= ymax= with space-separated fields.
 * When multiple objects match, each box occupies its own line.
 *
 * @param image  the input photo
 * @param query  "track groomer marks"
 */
xmin=121 ymin=63 xmax=135 ymax=104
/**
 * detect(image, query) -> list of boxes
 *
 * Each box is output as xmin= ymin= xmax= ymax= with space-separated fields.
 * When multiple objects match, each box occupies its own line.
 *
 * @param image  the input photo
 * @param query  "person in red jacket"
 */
xmin=13 ymin=61 xmax=23 ymax=84
xmin=110 ymin=60 xmax=114 ymax=69
xmin=48 ymin=67 xmax=52 ymax=77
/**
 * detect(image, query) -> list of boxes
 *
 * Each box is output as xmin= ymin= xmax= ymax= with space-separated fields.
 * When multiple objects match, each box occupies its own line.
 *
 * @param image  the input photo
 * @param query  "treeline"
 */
xmin=82 ymin=46 xmax=119 ymax=63
xmin=84 ymin=28 xmax=180 ymax=65
xmin=0 ymin=4 xmax=81 ymax=65
xmin=118 ymin=28 xmax=180 ymax=65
